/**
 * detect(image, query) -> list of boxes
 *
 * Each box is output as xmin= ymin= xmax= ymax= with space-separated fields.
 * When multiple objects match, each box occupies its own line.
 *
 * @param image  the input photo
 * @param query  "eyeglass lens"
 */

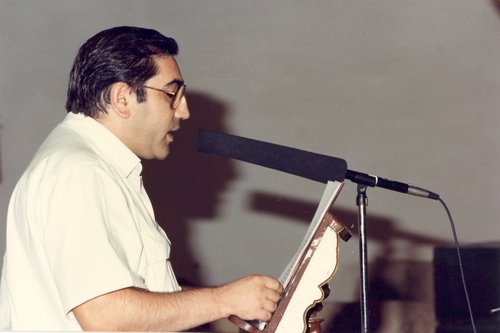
xmin=172 ymin=84 xmax=186 ymax=109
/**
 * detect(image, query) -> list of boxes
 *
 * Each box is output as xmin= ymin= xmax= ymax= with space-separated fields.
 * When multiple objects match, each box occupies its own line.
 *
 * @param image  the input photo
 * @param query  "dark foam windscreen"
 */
xmin=197 ymin=129 xmax=347 ymax=184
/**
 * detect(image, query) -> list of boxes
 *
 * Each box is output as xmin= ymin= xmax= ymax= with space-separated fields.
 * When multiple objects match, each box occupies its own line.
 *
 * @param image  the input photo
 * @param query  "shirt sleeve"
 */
xmin=38 ymin=161 xmax=146 ymax=314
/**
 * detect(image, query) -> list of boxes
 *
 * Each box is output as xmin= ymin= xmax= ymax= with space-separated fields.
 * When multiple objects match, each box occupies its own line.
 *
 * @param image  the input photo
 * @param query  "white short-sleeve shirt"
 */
xmin=0 ymin=113 xmax=180 ymax=330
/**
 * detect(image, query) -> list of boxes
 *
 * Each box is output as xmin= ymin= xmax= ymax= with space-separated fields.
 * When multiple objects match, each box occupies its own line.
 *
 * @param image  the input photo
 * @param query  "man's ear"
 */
xmin=108 ymin=82 xmax=132 ymax=119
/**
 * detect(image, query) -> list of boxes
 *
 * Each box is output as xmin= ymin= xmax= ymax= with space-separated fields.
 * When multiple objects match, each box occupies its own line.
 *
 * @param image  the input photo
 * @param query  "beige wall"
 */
xmin=0 ymin=0 xmax=499 ymax=317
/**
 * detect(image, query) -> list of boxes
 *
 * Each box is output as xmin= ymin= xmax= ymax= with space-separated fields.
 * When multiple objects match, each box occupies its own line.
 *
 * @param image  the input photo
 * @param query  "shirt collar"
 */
xmin=64 ymin=112 xmax=142 ymax=179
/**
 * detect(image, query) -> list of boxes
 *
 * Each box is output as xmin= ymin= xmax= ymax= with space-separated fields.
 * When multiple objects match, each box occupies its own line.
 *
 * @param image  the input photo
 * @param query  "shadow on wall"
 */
xmin=142 ymin=90 xmax=237 ymax=286
xmin=493 ymin=0 xmax=500 ymax=15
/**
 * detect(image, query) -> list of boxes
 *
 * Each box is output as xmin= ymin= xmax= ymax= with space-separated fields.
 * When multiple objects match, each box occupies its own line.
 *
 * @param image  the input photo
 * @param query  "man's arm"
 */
xmin=72 ymin=274 xmax=283 ymax=332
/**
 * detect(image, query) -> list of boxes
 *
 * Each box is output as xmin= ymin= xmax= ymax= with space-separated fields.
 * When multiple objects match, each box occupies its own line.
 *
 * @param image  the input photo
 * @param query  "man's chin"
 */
xmin=157 ymin=147 xmax=171 ymax=160
xmin=154 ymin=150 xmax=170 ymax=161
xmin=140 ymin=148 xmax=170 ymax=161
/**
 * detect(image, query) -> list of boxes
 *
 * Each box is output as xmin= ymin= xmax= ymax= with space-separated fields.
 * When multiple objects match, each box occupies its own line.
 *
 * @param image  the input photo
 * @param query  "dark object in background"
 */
xmin=434 ymin=244 xmax=500 ymax=333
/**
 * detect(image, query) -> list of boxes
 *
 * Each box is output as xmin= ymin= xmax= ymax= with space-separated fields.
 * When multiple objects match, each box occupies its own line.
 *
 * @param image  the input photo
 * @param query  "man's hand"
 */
xmin=216 ymin=274 xmax=284 ymax=321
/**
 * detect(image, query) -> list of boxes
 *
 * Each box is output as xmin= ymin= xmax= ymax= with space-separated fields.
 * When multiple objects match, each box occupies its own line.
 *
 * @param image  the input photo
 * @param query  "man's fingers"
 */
xmin=265 ymin=288 xmax=282 ymax=303
xmin=262 ymin=298 xmax=278 ymax=313
xmin=264 ymin=277 xmax=284 ymax=293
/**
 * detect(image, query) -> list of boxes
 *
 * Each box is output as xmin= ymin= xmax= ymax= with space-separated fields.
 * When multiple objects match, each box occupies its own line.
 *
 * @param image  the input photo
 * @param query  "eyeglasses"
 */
xmin=142 ymin=83 xmax=186 ymax=110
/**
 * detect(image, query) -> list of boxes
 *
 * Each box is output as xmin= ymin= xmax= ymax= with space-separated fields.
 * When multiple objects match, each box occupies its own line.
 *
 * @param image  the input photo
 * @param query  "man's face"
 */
xmin=128 ymin=55 xmax=190 ymax=160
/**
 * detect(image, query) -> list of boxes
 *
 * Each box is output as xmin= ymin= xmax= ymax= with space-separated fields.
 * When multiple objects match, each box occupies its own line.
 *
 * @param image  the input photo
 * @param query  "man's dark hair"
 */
xmin=65 ymin=26 xmax=178 ymax=117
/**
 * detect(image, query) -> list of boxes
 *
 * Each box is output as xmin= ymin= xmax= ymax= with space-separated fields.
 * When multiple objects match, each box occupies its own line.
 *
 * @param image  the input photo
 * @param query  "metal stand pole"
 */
xmin=356 ymin=184 xmax=369 ymax=333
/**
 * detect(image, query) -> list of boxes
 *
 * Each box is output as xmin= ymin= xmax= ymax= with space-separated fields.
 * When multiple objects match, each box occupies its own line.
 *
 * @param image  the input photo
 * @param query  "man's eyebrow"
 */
xmin=163 ymin=79 xmax=184 ymax=88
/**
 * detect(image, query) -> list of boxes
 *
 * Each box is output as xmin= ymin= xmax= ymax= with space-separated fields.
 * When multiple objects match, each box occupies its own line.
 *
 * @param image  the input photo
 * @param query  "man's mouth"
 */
xmin=167 ymin=127 xmax=180 ymax=142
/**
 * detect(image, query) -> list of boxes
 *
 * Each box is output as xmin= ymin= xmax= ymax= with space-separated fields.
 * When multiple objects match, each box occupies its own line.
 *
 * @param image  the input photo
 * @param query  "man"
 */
xmin=0 ymin=26 xmax=283 ymax=331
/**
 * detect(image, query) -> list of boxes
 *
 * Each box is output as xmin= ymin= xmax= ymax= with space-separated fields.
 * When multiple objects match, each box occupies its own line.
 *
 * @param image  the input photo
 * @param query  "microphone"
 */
xmin=196 ymin=129 xmax=439 ymax=200
xmin=197 ymin=129 xmax=348 ymax=183
xmin=345 ymin=170 xmax=439 ymax=200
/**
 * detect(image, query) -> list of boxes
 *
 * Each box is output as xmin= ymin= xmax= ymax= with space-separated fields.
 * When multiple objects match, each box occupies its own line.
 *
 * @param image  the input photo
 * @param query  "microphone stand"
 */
xmin=356 ymin=184 xmax=370 ymax=333
xmin=347 ymin=169 xmax=438 ymax=333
